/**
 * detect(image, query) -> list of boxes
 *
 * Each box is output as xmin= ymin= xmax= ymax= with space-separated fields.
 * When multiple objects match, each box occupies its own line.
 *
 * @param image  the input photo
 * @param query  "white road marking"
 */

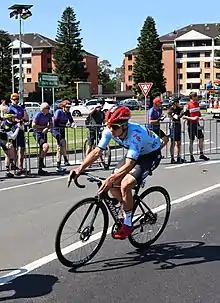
xmin=0 ymin=176 xmax=66 ymax=192
xmin=1 ymin=182 xmax=220 ymax=285
xmin=199 ymin=160 xmax=220 ymax=165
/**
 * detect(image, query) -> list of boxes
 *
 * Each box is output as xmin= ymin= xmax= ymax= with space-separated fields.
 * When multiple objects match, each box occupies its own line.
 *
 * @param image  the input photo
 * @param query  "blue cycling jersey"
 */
xmin=98 ymin=122 xmax=161 ymax=161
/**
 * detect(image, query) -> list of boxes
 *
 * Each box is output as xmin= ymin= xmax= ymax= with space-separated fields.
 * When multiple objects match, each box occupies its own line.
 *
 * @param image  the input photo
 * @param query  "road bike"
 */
xmin=55 ymin=170 xmax=171 ymax=268
xmin=83 ymin=126 xmax=111 ymax=170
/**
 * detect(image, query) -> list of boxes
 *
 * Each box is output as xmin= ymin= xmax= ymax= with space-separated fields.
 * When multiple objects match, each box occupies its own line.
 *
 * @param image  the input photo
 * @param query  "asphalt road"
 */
xmin=1 ymin=152 xmax=220 ymax=302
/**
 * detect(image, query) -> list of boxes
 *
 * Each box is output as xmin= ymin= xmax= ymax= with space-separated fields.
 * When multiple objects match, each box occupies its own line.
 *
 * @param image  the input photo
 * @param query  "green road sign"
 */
xmin=38 ymin=72 xmax=59 ymax=88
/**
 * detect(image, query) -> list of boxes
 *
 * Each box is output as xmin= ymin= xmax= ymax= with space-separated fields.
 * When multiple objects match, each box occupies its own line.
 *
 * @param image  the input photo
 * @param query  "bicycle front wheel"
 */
xmin=55 ymin=197 xmax=109 ymax=268
xmin=128 ymin=186 xmax=171 ymax=249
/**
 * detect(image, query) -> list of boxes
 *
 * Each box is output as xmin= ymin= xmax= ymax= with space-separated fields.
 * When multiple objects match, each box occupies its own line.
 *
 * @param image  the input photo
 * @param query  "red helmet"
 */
xmin=105 ymin=106 xmax=131 ymax=124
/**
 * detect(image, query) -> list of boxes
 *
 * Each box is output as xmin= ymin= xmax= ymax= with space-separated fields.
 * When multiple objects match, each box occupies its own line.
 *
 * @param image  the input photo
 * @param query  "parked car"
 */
xmin=179 ymin=97 xmax=190 ymax=108
xmin=120 ymin=99 xmax=140 ymax=110
xmin=162 ymin=99 xmax=171 ymax=110
xmin=199 ymin=100 xmax=209 ymax=109
xmin=70 ymin=98 xmax=117 ymax=116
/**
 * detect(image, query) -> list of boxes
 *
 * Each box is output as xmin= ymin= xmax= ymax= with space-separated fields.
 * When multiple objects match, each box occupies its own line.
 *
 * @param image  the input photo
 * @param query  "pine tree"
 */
xmin=0 ymin=30 xmax=13 ymax=99
xmin=132 ymin=16 xmax=166 ymax=98
xmin=53 ymin=6 xmax=89 ymax=98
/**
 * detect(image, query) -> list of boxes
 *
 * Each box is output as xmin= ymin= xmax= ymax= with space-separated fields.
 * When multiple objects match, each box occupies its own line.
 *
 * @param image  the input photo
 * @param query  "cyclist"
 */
xmin=85 ymin=101 xmax=105 ymax=156
xmin=32 ymin=102 xmax=52 ymax=175
xmin=51 ymin=99 xmax=75 ymax=172
xmin=68 ymin=105 xmax=162 ymax=240
xmin=0 ymin=112 xmax=22 ymax=177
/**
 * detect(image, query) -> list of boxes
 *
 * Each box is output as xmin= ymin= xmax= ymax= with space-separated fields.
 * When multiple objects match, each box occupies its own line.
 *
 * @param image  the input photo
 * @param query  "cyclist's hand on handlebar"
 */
xmin=67 ymin=168 xmax=81 ymax=187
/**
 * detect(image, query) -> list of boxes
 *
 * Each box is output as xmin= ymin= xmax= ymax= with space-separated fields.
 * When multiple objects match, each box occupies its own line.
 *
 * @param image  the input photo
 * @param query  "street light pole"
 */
xmin=8 ymin=4 xmax=33 ymax=104
xmin=19 ymin=12 xmax=23 ymax=103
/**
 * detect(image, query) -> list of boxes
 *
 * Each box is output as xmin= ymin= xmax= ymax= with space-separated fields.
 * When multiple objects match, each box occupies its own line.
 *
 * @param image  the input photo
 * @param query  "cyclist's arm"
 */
xmin=148 ymin=109 xmax=159 ymax=124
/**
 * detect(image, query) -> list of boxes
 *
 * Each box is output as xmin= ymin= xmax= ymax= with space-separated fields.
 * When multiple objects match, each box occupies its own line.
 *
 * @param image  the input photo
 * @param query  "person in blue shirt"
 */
xmin=52 ymin=99 xmax=74 ymax=172
xmin=148 ymin=96 xmax=169 ymax=149
xmin=68 ymin=105 xmax=162 ymax=240
xmin=8 ymin=93 xmax=29 ymax=176
xmin=32 ymin=102 xmax=52 ymax=175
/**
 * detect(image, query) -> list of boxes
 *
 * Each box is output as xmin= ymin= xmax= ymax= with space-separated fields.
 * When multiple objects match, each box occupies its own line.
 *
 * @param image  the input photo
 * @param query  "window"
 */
xmin=216 ymin=73 xmax=220 ymax=79
xmin=205 ymin=52 xmax=211 ymax=57
xmin=128 ymin=75 xmax=132 ymax=81
xmin=13 ymin=48 xmax=19 ymax=55
xmin=128 ymin=65 xmax=133 ymax=71
xmin=187 ymin=83 xmax=200 ymax=89
xmin=205 ymin=62 xmax=210 ymax=68
xmin=26 ymin=68 xmax=31 ymax=74
xmin=22 ymin=48 xmax=32 ymax=54
xmin=127 ymin=54 xmax=132 ymax=61
xmin=177 ymin=63 xmax=182 ymax=69
xmin=47 ymin=48 xmax=52 ymax=54
xmin=177 ymin=84 xmax=183 ymax=90
xmin=47 ymin=58 xmax=51 ymax=64
xmin=187 ymin=62 xmax=200 ymax=68
xmin=27 ymin=58 xmax=31 ymax=64
xmin=187 ymin=73 xmax=200 ymax=78
xmin=205 ymin=73 xmax=210 ymax=79
xmin=187 ymin=52 xmax=200 ymax=58
xmin=176 ymin=52 xmax=183 ymax=58
xmin=27 ymin=78 xmax=32 ymax=82
xmin=13 ymin=59 xmax=19 ymax=65
xmin=177 ymin=74 xmax=183 ymax=79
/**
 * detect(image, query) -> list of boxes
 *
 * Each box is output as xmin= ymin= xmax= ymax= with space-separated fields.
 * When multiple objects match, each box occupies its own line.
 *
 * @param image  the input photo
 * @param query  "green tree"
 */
xmin=132 ymin=16 xmax=166 ymax=99
xmin=98 ymin=60 xmax=116 ymax=93
xmin=53 ymin=6 xmax=89 ymax=98
xmin=0 ymin=30 xmax=13 ymax=99
xmin=215 ymin=25 xmax=220 ymax=76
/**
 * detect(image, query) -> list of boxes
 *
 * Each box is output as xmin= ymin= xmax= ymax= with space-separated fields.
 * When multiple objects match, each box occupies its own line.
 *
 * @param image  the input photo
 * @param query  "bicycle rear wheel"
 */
xmin=128 ymin=186 xmax=171 ymax=249
xmin=99 ymin=144 xmax=111 ymax=170
xmin=55 ymin=197 xmax=109 ymax=268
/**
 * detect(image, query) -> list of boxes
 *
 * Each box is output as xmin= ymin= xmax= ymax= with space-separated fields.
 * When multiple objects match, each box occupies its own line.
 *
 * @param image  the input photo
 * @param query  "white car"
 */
xmin=70 ymin=99 xmax=117 ymax=116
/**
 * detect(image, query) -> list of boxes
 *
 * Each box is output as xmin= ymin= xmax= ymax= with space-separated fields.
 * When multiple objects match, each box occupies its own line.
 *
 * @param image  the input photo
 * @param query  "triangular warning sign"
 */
xmin=138 ymin=82 xmax=153 ymax=97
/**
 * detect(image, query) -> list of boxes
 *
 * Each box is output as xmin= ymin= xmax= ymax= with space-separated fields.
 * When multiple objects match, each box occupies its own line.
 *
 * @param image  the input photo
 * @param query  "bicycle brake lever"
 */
xmin=67 ymin=171 xmax=75 ymax=188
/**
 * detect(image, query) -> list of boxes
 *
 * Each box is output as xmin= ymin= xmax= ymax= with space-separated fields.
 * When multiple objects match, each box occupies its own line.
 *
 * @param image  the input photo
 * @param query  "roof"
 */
xmin=9 ymin=33 xmax=98 ymax=57
xmin=124 ymin=23 xmax=220 ymax=54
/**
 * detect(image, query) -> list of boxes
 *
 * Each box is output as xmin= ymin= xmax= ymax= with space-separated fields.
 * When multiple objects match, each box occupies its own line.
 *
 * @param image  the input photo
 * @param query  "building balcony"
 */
xmin=186 ymin=67 xmax=201 ymax=73
xmin=186 ymin=78 xmax=201 ymax=84
xmin=176 ymin=46 xmax=212 ymax=52
xmin=13 ymin=53 xmax=32 ymax=59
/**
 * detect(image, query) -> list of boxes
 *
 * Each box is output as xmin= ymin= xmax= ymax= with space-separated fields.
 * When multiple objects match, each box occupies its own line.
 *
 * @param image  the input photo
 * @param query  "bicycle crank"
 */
xmin=79 ymin=226 xmax=94 ymax=242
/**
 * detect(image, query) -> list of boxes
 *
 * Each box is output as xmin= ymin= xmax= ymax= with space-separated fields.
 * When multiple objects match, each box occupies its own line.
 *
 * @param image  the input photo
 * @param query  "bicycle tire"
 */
xmin=128 ymin=186 xmax=171 ymax=249
xmin=55 ymin=197 xmax=109 ymax=268
xmin=99 ymin=144 xmax=111 ymax=170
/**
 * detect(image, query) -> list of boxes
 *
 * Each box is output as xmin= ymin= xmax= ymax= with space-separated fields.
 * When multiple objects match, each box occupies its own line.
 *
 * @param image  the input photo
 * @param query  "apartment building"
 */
xmin=10 ymin=33 xmax=98 ymax=96
xmin=124 ymin=23 xmax=220 ymax=96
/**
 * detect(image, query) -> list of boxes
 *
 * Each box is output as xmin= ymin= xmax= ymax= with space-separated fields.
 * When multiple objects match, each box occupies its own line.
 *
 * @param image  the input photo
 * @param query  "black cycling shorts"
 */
xmin=12 ymin=129 xmax=25 ymax=149
xmin=33 ymin=132 xmax=47 ymax=148
xmin=113 ymin=148 xmax=162 ymax=184
xmin=188 ymin=123 xmax=204 ymax=141
xmin=153 ymin=128 xmax=166 ymax=139
xmin=170 ymin=123 xmax=181 ymax=141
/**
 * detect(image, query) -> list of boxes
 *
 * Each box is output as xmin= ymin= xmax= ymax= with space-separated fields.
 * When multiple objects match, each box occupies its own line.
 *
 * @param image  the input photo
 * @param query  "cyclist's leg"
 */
xmin=109 ymin=156 xmax=126 ymax=202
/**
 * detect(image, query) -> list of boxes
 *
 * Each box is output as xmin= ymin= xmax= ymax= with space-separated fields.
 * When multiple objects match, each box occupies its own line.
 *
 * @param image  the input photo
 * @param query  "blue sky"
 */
xmin=1 ymin=0 xmax=220 ymax=69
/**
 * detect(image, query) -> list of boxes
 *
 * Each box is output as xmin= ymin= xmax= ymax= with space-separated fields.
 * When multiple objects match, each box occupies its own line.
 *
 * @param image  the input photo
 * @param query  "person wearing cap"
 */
xmin=183 ymin=92 xmax=209 ymax=162
xmin=85 ymin=101 xmax=105 ymax=156
xmin=32 ymin=102 xmax=52 ymax=175
xmin=148 ymin=96 xmax=169 ymax=149
xmin=168 ymin=97 xmax=185 ymax=164
xmin=8 ymin=93 xmax=29 ymax=176
xmin=0 ymin=112 xmax=23 ymax=177
xmin=51 ymin=99 xmax=75 ymax=172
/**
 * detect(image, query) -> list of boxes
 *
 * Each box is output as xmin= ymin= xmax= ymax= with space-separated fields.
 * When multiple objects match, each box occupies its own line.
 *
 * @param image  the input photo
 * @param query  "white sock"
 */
xmin=123 ymin=211 xmax=132 ymax=227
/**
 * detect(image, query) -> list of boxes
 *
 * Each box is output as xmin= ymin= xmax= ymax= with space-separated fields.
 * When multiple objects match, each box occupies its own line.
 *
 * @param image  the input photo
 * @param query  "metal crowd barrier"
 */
xmin=0 ymin=119 xmax=220 ymax=175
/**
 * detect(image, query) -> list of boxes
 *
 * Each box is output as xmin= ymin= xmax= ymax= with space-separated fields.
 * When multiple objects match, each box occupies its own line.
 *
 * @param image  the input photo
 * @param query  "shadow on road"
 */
xmin=0 ymin=274 xmax=58 ymax=302
xmin=70 ymin=240 xmax=220 ymax=273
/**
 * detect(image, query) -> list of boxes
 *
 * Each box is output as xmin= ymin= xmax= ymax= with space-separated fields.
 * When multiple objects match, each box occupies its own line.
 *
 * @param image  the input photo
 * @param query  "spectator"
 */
xmin=183 ymin=92 xmax=209 ymax=162
xmin=148 ymin=96 xmax=169 ymax=149
xmin=32 ymin=102 xmax=52 ymax=175
xmin=51 ymin=99 xmax=75 ymax=172
xmin=168 ymin=97 xmax=185 ymax=163
xmin=85 ymin=101 xmax=105 ymax=156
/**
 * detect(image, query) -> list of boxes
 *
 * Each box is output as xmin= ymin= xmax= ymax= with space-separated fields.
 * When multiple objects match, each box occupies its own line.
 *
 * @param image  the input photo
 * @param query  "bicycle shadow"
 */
xmin=69 ymin=241 xmax=220 ymax=273
xmin=0 ymin=273 xmax=58 ymax=301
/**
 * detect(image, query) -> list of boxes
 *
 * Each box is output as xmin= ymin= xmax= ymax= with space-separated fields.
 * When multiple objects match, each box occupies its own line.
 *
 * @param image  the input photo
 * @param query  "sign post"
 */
xmin=38 ymin=72 xmax=59 ymax=111
xmin=138 ymin=82 xmax=153 ymax=124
